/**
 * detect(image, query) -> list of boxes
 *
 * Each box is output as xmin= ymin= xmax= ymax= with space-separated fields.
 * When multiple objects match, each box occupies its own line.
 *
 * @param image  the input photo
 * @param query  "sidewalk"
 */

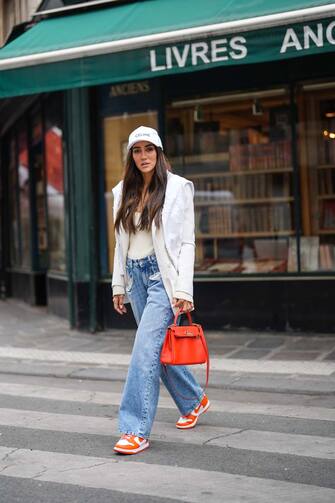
xmin=1 ymin=299 xmax=335 ymax=394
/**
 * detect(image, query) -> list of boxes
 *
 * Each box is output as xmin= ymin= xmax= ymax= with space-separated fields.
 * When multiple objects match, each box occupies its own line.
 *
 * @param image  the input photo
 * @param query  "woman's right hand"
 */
xmin=113 ymin=295 xmax=127 ymax=315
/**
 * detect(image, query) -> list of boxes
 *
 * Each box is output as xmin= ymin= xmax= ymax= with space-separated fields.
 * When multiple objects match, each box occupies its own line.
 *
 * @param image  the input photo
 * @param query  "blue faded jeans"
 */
xmin=118 ymin=253 xmax=204 ymax=439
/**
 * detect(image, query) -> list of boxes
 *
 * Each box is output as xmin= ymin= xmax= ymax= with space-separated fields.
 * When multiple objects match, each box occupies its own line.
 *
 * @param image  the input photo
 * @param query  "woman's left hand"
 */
xmin=172 ymin=298 xmax=194 ymax=312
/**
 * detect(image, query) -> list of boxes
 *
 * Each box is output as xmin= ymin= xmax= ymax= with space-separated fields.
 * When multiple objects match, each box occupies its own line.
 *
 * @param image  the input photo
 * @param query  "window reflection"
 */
xmin=45 ymin=95 xmax=65 ymax=272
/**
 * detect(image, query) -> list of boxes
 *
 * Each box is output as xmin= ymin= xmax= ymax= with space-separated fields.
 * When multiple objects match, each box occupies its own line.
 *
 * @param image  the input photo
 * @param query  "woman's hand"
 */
xmin=113 ymin=294 xmax=127 ymax=315
xmin=172 ymin=298 xmax=194 ymax=313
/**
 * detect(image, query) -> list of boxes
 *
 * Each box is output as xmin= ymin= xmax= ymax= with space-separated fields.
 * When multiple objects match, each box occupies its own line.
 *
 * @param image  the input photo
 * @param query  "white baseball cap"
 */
xmin=127 ymin=126 xmax=163 ymax=151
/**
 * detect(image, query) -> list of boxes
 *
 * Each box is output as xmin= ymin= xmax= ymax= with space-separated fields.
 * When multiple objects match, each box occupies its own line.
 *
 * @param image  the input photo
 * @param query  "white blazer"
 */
xmin=112 ymin=171 xmax=195 ymax=311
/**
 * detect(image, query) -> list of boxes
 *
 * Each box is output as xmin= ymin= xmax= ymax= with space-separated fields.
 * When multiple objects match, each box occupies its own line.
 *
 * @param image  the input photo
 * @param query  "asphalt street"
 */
xmin=0 ymin=299 xmax=335 ymax=502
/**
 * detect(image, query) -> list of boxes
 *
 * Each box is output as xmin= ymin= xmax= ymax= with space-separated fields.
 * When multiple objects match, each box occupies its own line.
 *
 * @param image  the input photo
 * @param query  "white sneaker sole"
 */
xmin=114 ymin=440 xmax=149 ymax=454
xmin=176 ymin=400 xmax=211 ymax=430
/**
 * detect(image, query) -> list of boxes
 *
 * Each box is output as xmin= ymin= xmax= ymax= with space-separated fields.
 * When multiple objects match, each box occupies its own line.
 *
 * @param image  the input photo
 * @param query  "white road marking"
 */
xmin=0 ymin=347 xmax=334 ymax=375
xmin=0 ymin=407 xmax=236 ymax=443
xmin=0 ymin=447 xmax=335 ymax=503
xmin=0 ymin=407 xmax=334 ymax=459
xmin=1 ymin=381 xmax=335 ymax=421
xmin=206 ymin=428 xmax=335 ymax=459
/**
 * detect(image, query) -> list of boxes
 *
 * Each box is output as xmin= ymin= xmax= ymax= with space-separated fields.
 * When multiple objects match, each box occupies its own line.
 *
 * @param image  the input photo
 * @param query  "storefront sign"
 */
xmin=148 ymin=18 xmax=335 ymax=75
xmin=109 ymin=81 xmax=150 ymax=97
xmin=1 ymin=17 xmax=335 ymax=98
xmin=280 ymin=20 xmax=335 ymax=53
xmin=99 ymin=79 xmax=159 ymax=117
xmin=150 ymin=37 xmax=247 ymax=72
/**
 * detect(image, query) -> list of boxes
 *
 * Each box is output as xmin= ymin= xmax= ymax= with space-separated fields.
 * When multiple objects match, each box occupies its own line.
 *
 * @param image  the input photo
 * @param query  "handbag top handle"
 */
xmin=173 ymin=309 xmax=193 ymax=326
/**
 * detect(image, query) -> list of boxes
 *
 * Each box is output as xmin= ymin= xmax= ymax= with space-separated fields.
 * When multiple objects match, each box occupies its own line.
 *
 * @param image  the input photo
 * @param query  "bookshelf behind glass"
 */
xmin=166 ymin=93 xmax=297 ymax=274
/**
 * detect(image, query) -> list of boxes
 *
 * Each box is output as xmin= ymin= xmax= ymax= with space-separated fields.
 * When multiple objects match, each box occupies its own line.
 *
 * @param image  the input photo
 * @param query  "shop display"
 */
xmin=167 ymin=96 xmax=294 ymax=274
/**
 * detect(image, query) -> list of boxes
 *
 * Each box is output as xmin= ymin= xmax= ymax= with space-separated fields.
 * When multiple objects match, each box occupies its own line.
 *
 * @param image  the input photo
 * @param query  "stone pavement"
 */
xmin=1 ymin=299 xmax=335 ymax=359
xmin=0 ymin=299 xmax=335 ymax=394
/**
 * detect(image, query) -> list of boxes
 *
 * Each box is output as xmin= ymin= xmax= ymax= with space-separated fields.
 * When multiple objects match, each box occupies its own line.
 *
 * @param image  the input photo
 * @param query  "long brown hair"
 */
xmin=114 ymin=147 xmax=171 ymax=233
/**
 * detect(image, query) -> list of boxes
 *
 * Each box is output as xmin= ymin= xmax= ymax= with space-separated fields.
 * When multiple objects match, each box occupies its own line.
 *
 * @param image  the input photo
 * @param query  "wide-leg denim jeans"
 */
xmin=118 ymin=253 xmax=204 ymax=439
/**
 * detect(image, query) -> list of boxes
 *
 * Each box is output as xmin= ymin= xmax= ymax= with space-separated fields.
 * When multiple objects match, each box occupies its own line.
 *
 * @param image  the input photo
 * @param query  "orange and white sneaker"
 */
xmin=176 ymin=394 xmax=210 ymax=429
xmin=114 ymin=434 xmax=149 ymax=454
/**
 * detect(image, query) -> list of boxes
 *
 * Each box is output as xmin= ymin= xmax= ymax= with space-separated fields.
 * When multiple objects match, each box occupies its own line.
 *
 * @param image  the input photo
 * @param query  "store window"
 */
xmin=298 ymin=84 xmax=335 ymax=271
xmin=44 ymin=94 xmax=66 ymax=272
xmin=166 ymin=90 xmax=295 ymax=274
xmin=5 ymin=96 xmax=65 ymax=274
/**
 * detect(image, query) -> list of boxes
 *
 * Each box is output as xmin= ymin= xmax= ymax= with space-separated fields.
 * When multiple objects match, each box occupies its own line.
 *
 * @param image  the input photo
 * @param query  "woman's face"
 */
xmin=132 ymin=141 xmax=157 ymax=176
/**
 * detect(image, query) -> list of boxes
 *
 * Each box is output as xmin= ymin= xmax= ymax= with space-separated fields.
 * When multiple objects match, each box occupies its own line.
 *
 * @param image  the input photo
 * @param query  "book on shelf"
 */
xmin=228 ymin=140 xmax=291 ymax=172
xmin=300 ymin=236 xmax=320 ymax=271
xmin=319 ymin=244 xmax=335 ymax=270
xmin=193 ymin=171 xmax=291 ymax=202
xmin=321 ymin=200 xmax=335 ymax=229
xmin=254 ymin=238 xmax=288 ymax=261
xmin=283 ymin=172 xmax=291 ymax=197
xmin=196 ymin=203 xmax=292 ymax=235
xmin=287 ymin=237 xmax=297 ymax=272
xmin=288 ymin=236 xmax=320 ymax=271
xmin=195 ymin=207 xmax=202 ymax=233
xmin=195 ymin=206 xmax=209 ymax=233
xmin=318 ymin=168 xmax=334 ymax=196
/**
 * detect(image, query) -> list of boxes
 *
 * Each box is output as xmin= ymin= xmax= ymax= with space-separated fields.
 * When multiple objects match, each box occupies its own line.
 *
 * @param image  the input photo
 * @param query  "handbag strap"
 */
xmin=202 ymin=331 xmax=210 ymax=389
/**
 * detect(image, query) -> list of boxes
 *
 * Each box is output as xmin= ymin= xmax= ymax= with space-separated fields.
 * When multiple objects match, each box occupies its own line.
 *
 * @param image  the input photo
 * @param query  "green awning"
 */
xmin=0 ymin=0 xmax=335 ymax=98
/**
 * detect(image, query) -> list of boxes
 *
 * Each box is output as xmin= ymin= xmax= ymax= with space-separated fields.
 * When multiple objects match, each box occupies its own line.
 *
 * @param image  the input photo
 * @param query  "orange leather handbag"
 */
xmin=160 ymin=310 xmax=210 ymax=389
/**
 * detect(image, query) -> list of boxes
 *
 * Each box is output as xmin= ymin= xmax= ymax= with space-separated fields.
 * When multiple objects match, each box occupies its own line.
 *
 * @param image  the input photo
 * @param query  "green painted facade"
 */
xmin=0 ymin=2 xmax=334 ymax=97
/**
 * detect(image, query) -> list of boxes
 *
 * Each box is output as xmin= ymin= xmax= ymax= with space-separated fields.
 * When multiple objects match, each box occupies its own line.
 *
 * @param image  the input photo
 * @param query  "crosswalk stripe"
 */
xmin=0 ymin=446 xmax=334 ymax=503
xmin=0 ymin=346 xmax=335 ymax=374
xmin=0 ymin=407 xmax=334 ymax=459
xmin=205 ymin=428 xmax=335 ymax=459
xmin=1 ymin=381 xmax=335 ymax=421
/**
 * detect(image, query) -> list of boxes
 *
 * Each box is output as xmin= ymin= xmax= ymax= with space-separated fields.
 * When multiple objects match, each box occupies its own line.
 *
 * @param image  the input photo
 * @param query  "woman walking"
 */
xmin=112 ymin=126 xmax=210 ymax=454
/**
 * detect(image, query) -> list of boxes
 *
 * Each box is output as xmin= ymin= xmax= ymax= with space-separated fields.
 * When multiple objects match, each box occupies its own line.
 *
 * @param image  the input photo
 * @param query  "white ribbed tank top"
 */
xmin=127 ymin=212 xmax=154 ymax=260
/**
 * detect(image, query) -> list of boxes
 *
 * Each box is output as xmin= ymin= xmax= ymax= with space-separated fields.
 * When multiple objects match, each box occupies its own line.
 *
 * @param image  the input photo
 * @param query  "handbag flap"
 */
xmin=170 ymin=324 xmax=202 ymax=338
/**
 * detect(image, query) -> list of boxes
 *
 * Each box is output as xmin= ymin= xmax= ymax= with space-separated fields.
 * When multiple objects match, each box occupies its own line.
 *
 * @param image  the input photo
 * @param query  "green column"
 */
xmin=64 ymin=88 xmax=97 ymax=332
